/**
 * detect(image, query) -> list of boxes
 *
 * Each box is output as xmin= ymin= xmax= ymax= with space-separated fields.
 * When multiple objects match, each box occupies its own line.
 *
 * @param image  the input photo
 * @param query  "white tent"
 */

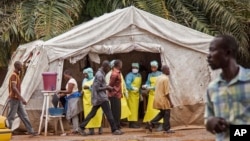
xmin=0 ymin=6 xmax=217 ymax=129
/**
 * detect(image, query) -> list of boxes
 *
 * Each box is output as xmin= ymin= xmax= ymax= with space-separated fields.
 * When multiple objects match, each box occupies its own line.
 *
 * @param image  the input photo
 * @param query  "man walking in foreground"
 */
xmin=147 ymin=65 xmax=174 ymax=133
xmin=205 ymin=35 xmax=250 ymax=141
xmin=78 ymin=60 xmax=123 ymax=135
xmin=7 ymin=61 xmax=37 ymax=136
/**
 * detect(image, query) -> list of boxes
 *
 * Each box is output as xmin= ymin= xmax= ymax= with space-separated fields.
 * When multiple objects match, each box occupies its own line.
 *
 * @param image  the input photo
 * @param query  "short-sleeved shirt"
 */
xmin=8 ymin=72 xmax=21 ymax=99
xmin=108 ymin=68 xmax=122 ymax=98
xmin=66 ymin=78 xmax=78 ymax=96
xmin=205 ymin=66 xmax=250 ymax=141
xmin=153 ymin=74 xmax=171 ymax=109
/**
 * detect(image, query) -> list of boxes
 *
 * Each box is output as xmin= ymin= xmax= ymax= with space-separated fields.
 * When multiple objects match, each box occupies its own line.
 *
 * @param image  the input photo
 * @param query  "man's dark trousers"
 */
xmin=150 ymin=109 xmax=171 ymax=131
xmin=79 ymin=101 xmax=117 ymax=132
xmin=109 ymin=97 xmax=121 ymax=129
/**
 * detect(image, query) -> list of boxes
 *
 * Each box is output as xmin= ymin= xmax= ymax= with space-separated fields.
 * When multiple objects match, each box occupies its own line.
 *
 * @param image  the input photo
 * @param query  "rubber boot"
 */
xmin=156 ymin=124 xmax=163 ymax=132
xmin=88 ymin=128 xmax=94 ymax=135
xmin=129 ymin=122 xmax=140 ymax=128
xmin=98 ymin=127 xmax=103 ymax=134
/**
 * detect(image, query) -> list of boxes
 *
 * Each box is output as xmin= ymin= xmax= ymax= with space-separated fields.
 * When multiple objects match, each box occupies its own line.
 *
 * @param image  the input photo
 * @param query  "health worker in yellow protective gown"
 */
xmin=82 ymin=68 xmax=103 ymax=135
xmin=125 ymin=63 xmax=142 ymax=128
xmin=142 ymin=60 xmax=163 ymax=131
xmin=120 ymin=73 xmax=131 ymax=120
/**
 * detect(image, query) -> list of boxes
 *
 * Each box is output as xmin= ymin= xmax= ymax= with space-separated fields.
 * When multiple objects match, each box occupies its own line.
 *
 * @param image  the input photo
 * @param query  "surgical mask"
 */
xmin=132 ymin=68 xmax=139 ymax=74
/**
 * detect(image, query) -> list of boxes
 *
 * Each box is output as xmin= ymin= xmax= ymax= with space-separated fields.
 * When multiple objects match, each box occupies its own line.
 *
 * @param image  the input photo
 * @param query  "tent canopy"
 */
xmin=0 ymin=6 xmax=216 ymax=129
xmin=44 ymin=6 xmax=211 ymax=63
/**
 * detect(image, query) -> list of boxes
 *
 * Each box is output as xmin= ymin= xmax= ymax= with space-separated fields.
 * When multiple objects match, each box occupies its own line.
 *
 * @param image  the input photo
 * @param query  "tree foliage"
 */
xmin=17 ymin=0 xmax=84 ymax=41
xmin=165 ymin=0 xmax=250 ymax=62
xmin=0 ymin=0 xmax=249 ymax=67
xmin=0 ymin=0 xmax=84 ymax=66
xmin=0 ymin=0 xmax=22 ymax=66
xmin=105 ymin=0 xmax=168 ymax=18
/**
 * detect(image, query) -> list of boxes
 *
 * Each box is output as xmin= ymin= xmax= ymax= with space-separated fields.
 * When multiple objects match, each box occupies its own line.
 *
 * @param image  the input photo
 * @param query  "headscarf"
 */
xmin=150 ymin=60 xmax=158 ymax=68
xmin=83 ymin=67 xmax=94 ymax=80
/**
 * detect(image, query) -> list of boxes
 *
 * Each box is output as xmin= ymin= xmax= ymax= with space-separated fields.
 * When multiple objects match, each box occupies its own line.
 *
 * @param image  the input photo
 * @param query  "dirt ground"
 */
xmin=11 ymin=128 xmax=214 ymax=141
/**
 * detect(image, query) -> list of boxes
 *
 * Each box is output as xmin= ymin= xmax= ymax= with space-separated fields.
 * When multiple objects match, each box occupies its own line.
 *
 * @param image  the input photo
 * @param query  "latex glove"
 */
xmin=132 ymin=87 xmax=139 ymax=91
xmin=124 ymin=91 xmax=129 ymax=98
xmin=142 ymin=85 xmax=148 ymax=89
xmin=139 ymin=94 xmax=143 ymax=101
xmin=147 ymin=86 xmax=154 ymax=90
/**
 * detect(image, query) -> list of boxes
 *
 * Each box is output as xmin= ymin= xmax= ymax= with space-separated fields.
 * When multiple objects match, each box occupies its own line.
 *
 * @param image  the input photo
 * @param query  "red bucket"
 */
xmin=42 ymin=72 xmax=57 ymax=91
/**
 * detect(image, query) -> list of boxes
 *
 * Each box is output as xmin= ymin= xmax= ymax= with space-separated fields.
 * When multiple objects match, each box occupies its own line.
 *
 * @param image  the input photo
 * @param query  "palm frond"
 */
xmin=166 ymin=0 xmax=217 ymax=35
xmin=134 ymin=0 xmax=168 ymax=18
xmin=18 ymin=0 xmax=84 ymax=40
xmin=16 ymin=0 xmax=38 ymax=41
xmin=0 ymin=42 xmax=10 ymax=67
xmin=106 ymin=0 xmax=132 ymax=11
xmin=0 ymin=0 xmax=85 ymax=67
xmin=218 ymin=0 xmax=250 ymax=21
xmin=104 ymin=0 xmax=168 ymax=18
xmin=194 ymin=0 xmax=249 ymax=58
xmin=0 ymin=1 xmax=20 ymax=44
xmin=0 ymin=7 xmax=15 ymax=67
xmin=86 ymin=0 xmax=109 ymax=18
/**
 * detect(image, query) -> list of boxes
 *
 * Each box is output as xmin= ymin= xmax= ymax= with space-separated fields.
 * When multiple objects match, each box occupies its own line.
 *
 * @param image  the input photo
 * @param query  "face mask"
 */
xmin=132 ymin=68 xmax=139 ymax=73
